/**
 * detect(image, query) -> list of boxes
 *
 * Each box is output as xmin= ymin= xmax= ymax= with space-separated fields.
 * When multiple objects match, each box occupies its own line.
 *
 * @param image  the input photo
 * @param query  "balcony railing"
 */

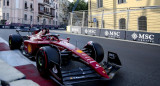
xmin=38 ymin=4 xmax=55 ymax=17
xmin=38 ymin=3 xmax=44 ymax=14
xmin=24 ymin=7 xmax=28 ymax=10
xmin=43 ymin=0 xmax=50 ymax=6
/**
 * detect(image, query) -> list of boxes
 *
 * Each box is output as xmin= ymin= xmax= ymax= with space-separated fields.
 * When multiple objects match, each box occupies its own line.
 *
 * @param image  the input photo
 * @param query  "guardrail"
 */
xmin=0 ymin=25 xmax=55 ymax=29
xmin=69 ymin=26 xmax=160 ymax=44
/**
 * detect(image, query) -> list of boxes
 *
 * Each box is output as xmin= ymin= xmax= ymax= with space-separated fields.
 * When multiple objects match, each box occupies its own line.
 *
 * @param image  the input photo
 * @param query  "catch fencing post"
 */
xmin=126 ymin=8 xmax=130 ymax=30
xmin=101 ymin=10 xmax=104 ymax=28
xmin=82 ymin=11 xmax=85 ymax=27
xmin=70 ymin=12 xmax=73 ymax=26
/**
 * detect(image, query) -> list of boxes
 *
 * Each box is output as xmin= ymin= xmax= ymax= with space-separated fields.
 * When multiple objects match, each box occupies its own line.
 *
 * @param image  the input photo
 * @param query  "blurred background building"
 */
xmin=0 ymin=0 xmax=69 ymax=29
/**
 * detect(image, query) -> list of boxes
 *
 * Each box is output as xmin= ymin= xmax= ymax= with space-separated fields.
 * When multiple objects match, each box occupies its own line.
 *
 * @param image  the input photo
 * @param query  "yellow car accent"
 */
xmin=102 ymin=71 xmax=106 ymax=74
xmin=76 ymin=50 xmax=83 ymax=53
xmin=28 ymin=44 xmax=32 ymax=53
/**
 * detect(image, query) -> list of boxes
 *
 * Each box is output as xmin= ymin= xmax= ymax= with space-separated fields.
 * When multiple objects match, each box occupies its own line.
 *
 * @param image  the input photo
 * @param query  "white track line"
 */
xmin=0 ymin=37 xmax=36 ymax=66
xmin=51 ymin=30 xmax=160 ymax=47
xmin=0 ymin=37 xmax=9 ymax=46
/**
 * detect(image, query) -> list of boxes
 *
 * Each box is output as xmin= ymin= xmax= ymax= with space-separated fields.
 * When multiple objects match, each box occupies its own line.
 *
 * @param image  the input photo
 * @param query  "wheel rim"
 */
xmin=9 ymin=38 xmax=11 ymax=45
xmin=37 ymin=50 xmax=46 ymax=72
xmin=21 ymin=43 xmax=26 ymax=55
xmin=38 ymin=56 xmax=43 ymax=67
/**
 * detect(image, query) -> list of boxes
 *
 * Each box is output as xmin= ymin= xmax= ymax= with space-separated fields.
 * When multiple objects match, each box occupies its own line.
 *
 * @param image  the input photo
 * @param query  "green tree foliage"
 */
xmin=68 ymin=0 xmax=88 ymax=12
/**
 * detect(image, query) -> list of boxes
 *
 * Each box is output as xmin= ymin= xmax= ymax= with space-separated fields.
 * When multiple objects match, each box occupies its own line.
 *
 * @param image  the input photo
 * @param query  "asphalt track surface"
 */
xmin=0 ymin=29 xmax=160 ymax=86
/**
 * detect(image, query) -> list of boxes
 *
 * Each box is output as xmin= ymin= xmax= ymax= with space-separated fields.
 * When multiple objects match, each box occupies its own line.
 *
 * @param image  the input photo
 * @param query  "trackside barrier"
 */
xmin=0 ymin=25 xmax=54 ymax=29
xmin=69 ymin=26 xmax=160 ymax=44
xmin=66 ymin=26 xmax=71 ymax=32
xmin=100 ymin=29 xmax=126 ymax=39
xmin=0 ymin=25 xmax=12 ymax=29
xmin=126 ymin=31 xmax=160 ymax=44
xmin=81 ymin=27 xmax=100 ymax=36
xmin=70 ymin=26 xmax=82 ymax=34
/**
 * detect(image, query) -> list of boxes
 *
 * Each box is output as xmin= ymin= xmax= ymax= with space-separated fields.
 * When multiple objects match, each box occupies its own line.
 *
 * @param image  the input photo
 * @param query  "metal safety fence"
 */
xmin=69 ymin=11 xmax=88 ymax=27
xmin=69 ymin=6 xmax=160 ymax=33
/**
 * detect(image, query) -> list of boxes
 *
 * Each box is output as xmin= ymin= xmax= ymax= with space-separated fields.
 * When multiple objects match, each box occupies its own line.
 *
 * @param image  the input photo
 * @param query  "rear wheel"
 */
xmin=83 ymin=41 xmax=104 ymax=63
xmin=9 ymin=34 xmax=23 ymax=50
xmin=36 ymin=46 xmax=62 ymax=81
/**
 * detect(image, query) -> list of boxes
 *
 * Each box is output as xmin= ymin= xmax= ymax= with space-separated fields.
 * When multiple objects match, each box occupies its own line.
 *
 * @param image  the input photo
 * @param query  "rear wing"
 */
xmin=16 ymin=28 xmax=40 ymax=32
xmin=103 ymin=52 xmax=122 ymax=79
xmin=16 ymin=28 xmax=40 ymax=36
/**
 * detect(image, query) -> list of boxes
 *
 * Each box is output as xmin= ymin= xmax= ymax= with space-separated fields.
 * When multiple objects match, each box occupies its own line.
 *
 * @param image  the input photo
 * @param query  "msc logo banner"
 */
xmin=82 ymin=28 xmax=100 ymax=36
xmin=105 ymin=30 xmax=121 ymax=38
xmin=100 ymin=29 xmax=126 ymax=39
xmin=131 ymin=32 xmax=155 ymax=43
xmin=85 ymin=29 xmax=96 ymax=35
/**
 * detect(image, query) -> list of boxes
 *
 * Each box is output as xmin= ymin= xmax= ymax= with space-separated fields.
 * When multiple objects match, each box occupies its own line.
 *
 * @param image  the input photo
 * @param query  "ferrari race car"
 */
xmin=9 ymin=28 xmax=122 ymax=86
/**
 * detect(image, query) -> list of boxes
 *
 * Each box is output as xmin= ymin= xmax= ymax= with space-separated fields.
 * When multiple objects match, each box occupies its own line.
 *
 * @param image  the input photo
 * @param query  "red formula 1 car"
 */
xmin=9 ymin=28 xmax=122 ymax=85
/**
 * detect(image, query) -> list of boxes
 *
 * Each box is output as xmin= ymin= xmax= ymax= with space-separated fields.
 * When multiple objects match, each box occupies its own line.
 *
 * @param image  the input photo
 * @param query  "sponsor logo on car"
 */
xmin=70 ymin=76 xmax=85 ymax=80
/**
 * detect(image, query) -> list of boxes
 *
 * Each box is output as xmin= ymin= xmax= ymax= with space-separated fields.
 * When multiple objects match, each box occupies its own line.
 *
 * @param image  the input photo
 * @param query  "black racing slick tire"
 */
xmin=36 ymin=46 xmax=62 ymax=81
xmin=83 ymin=41 xmax=104 ymax=63
xmin=9 ymin=34 xmax=23 ymax=50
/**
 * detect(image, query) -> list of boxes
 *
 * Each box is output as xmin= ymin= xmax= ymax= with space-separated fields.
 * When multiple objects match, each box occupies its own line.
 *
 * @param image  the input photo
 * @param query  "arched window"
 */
xmin=30 ymin=16 xmax=32 ymax=21
xmin=3 ymin=0 xmax=5 ymax=6
xmin=53 ymin=20 xmax=55 ymax=25
xmin=49 ymin=19 xmax=51 ymax=24
xmin=24 ymin=14 xmax=27 ymax=20
xmin=25 ymin=2 xmax=27 ymax=9
xmin=30 ymin=3 xmax=32 ymax=9
xmin=43 ymin=19 xmax=46 ymax=25
xmin=7 ymin=13 xmax=9 ymax=20
xmin=37 ymin=17 xmax=39 ymax=22
xmin=138 ymin=16 xmax=147 ymax=31
xmin=7 ymin=0 xmax=9 ymax=6
xmin=119 ymin=18 xmax=126 ymax=29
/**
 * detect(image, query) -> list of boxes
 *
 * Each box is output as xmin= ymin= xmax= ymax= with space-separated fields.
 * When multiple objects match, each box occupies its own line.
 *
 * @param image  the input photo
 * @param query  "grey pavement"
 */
xmin=0 ymin=50 xmax=36 ymax=66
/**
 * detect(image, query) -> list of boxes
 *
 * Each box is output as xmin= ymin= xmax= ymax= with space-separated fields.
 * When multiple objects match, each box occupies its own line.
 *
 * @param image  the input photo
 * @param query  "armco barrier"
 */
xmin=0 ymin=25 xmax=15 ymax=29
xmin=0 ymin=25 xmax=11 ymax=29
xmin=71 ymin=26 xmax=82 ymax=34
xmin=100 ymin=29 xmax=126 ymax=39
xmin=126 ymin=31 xmax=160 ymax=44
xmin=81 ymin=27 xmax=100 ymax=36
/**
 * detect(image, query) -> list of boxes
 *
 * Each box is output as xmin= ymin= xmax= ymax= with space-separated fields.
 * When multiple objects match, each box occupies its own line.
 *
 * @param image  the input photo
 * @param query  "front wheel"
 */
xmin=83 ymin=41 xmax=104 ymax=63
xmin=36 ymin=46 xmax=62 ymax=81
